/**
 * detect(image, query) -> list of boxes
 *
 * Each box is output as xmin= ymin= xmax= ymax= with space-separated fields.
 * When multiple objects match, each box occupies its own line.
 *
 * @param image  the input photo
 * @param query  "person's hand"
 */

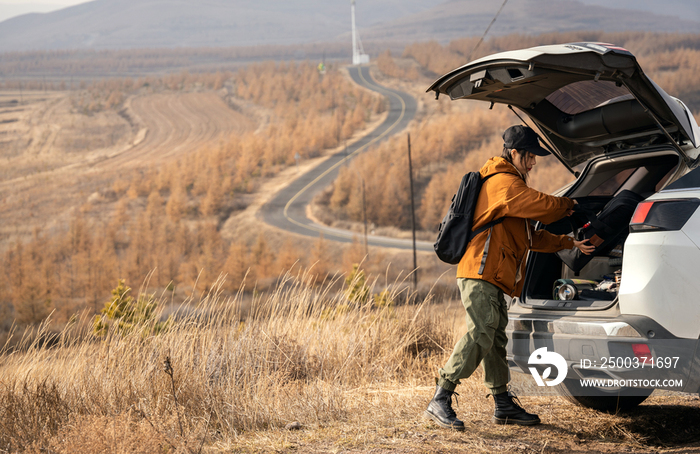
xmin=567 ymin=199 xmax=578 ymax=216
xmin=574 ymin=239 xmax=595 ymax=255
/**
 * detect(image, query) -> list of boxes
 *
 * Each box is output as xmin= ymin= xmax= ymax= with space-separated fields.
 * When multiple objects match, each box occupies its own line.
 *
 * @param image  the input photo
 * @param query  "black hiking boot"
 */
xmin=491 ymin=391 xmax=541 ymax=426
xmin=424 ymin=385 xmax=465 ymax=431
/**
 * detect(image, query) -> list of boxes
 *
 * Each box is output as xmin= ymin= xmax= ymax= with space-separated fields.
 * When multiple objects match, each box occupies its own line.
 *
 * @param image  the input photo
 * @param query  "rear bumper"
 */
xmin=506 ymin=313 xmax=700 ymax=393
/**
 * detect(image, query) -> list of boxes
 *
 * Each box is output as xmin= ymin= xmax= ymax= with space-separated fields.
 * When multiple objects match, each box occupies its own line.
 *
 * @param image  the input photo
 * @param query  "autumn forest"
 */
xmin=1 ymin=31 xmax=699 ymax=334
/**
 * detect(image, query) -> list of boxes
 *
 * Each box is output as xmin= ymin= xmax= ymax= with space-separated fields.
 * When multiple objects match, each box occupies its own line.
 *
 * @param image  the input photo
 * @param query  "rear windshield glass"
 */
xmin=545 ymin=80 xmax=632 ymax=115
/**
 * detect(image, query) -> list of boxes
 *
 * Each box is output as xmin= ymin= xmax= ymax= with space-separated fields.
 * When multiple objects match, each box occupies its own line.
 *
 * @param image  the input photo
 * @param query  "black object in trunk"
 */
xmin=558 ymin=190 xmax=643 ymax=273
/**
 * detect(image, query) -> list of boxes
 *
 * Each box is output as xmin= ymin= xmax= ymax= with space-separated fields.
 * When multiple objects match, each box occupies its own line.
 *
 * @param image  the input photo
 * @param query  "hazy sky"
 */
xmin=1 ymin=0 xmax=698 ymax=24
xmin=0 ymin=0 xmax=90 ymax=22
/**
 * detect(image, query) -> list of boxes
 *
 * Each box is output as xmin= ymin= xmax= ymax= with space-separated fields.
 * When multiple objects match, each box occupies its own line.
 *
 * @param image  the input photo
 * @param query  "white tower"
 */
xmin=351 ymin=0 xmax=370 ymax=65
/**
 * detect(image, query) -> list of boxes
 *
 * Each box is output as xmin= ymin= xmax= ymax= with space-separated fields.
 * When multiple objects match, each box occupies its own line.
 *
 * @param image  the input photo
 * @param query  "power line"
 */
xmin=467 ymin=0 xmax=509 ymax=62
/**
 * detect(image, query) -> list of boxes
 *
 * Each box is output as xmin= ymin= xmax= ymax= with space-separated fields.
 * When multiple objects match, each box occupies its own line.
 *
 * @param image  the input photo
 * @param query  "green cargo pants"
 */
xmin=437 ymin=278 xmax=510 ymax=395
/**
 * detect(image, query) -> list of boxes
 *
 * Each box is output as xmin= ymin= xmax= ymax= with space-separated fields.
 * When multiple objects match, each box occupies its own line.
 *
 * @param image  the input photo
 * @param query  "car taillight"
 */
xmin=629 ymin=199 xmax=700 ymax=233
xmin=632 ymin=344 xmax=653 ymax=363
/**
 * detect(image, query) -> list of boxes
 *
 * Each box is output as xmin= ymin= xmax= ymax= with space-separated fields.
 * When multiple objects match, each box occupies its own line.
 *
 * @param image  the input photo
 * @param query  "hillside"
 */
xmin=0 ymin=0 xmax=698 ymax=53
xmin=0 ymin=62 xmax=391 ymax=324
xmin=360 ymin=0 xmax=700 ymax=44
xmin=2 ymin=31 xmax=699 ymax=320
xmin=0 ymin=0 xmax=444 ymax=53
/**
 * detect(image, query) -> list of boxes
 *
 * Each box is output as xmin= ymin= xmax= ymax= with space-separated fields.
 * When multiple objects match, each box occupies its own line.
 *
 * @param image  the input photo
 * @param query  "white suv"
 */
xmin=428 ymin=42 xmax=700 ymax=412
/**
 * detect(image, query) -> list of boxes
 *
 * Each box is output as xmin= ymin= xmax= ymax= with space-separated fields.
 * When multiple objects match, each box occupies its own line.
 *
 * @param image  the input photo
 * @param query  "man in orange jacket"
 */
xmin=425 ymin=125 xmax=594 ymax=429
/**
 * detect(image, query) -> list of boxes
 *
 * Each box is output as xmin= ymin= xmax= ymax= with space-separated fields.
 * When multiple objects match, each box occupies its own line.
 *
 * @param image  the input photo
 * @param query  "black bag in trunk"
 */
xmin=557 ymin=190 xmax=643 ymax=273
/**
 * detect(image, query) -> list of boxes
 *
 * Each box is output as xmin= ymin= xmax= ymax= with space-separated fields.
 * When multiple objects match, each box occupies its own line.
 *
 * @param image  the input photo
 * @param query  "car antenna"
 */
xmin=431 ymin=0 xmax=508 ymax=102
xmin=467 ymin=0 xmax=509 ymax=61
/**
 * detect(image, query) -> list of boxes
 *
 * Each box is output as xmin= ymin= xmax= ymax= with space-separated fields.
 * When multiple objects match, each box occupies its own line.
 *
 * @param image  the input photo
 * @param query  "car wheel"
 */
xmin=556 ymin=378 xmax=653 ymax=412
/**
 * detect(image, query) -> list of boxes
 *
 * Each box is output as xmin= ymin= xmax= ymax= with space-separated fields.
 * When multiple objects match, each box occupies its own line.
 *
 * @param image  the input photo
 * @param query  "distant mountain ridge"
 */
xmin=0 ymin=0 xmax=447 ymax=52
xmin=0 ymin=0 xmax=697 ymax=53
xmin=360 ymin=0 xmax=700 ymax=44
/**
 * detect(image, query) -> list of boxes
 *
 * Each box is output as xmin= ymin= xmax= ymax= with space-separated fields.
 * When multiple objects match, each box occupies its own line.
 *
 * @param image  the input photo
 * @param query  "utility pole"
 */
xmin=361 ymin=177 xmax=368 ymax=257
xmin=407 ymin=133 xmax=418 ymax=288
xmin=352 ymin=167 xmax=369 ymax=257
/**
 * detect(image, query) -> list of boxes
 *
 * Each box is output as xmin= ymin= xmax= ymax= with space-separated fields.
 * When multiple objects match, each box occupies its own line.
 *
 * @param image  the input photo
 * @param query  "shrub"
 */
xmin=92 ymin=279 xmax=169 ymax=336
xmin=344 ymin=264 xmax=369 ymax=304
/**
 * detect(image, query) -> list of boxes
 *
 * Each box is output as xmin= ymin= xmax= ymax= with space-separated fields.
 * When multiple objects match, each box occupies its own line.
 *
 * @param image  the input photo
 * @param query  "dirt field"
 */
xmin=98 ymin=91 xmax=254 ymax=168
xmin=226 ymin=393 xmax=700 ymax=453
xmin=0 ymin=88 xmax=254 ymax=244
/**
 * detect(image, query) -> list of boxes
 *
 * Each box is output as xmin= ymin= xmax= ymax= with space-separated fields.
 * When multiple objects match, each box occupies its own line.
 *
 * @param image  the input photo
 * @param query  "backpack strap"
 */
xmin=471 ymin=172 xmax=506 ymax=275
xmin=469 ymin=217 xmax=505 ymax=241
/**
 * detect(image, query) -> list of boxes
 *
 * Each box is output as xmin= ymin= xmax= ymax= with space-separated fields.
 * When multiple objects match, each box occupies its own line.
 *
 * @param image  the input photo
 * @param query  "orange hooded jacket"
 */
xmin=457 ymin=156 xmax=576 ymax=297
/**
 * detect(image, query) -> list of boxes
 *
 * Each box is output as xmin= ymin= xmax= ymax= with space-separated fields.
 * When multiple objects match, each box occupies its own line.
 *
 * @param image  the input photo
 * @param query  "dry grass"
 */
xmin=2 ymin=270 xmax=700 ymax=453
xmin=0 ymin=268 xmax=452 ymax=453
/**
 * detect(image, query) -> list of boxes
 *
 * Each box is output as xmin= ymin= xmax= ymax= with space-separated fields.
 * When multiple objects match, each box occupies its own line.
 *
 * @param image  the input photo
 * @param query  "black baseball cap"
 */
xmin=503 ymin=125 xmax=550 ymax=156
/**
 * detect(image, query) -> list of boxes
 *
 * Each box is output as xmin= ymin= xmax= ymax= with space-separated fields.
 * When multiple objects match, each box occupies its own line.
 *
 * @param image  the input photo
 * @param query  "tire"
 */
xmin=556 ymin=378 xmax=653 ymax=412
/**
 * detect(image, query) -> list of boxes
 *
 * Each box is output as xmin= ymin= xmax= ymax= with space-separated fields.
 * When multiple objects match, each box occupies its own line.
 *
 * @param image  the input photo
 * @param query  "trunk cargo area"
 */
xmin=521 ymin=149 xmax=681 ymax=310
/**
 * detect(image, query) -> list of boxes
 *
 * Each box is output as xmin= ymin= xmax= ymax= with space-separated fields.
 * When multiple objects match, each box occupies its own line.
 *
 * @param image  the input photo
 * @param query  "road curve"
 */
xmin=260 ymin=65 xmax=433 ymax=252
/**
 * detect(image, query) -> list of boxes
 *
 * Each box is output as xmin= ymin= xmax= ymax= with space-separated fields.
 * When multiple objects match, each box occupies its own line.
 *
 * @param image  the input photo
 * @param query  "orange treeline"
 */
xmin=323 ymin=107 xmax=514 ymax=231
xmin=0 ymin=61 xmax=383 ymax=324
xmin=376 ymin=50 xmax=420 ymax=80
xmin=233 ymin=61 xmax=383 ymax=163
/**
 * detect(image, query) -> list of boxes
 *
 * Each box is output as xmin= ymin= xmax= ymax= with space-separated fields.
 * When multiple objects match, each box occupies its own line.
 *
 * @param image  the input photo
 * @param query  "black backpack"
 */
xmin=434 ymin=172 xmax=504 ymax=264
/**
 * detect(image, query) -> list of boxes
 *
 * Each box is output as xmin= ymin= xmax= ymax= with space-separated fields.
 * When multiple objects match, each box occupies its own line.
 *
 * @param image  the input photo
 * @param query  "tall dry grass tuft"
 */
xmin=0 ymin=268 xmax=453 ymax=452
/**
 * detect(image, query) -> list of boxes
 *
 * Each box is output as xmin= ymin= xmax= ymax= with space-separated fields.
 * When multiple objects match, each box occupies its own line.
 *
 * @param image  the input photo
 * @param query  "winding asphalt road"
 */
xmin=260 ymin=65 xmax=433 ymax=251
